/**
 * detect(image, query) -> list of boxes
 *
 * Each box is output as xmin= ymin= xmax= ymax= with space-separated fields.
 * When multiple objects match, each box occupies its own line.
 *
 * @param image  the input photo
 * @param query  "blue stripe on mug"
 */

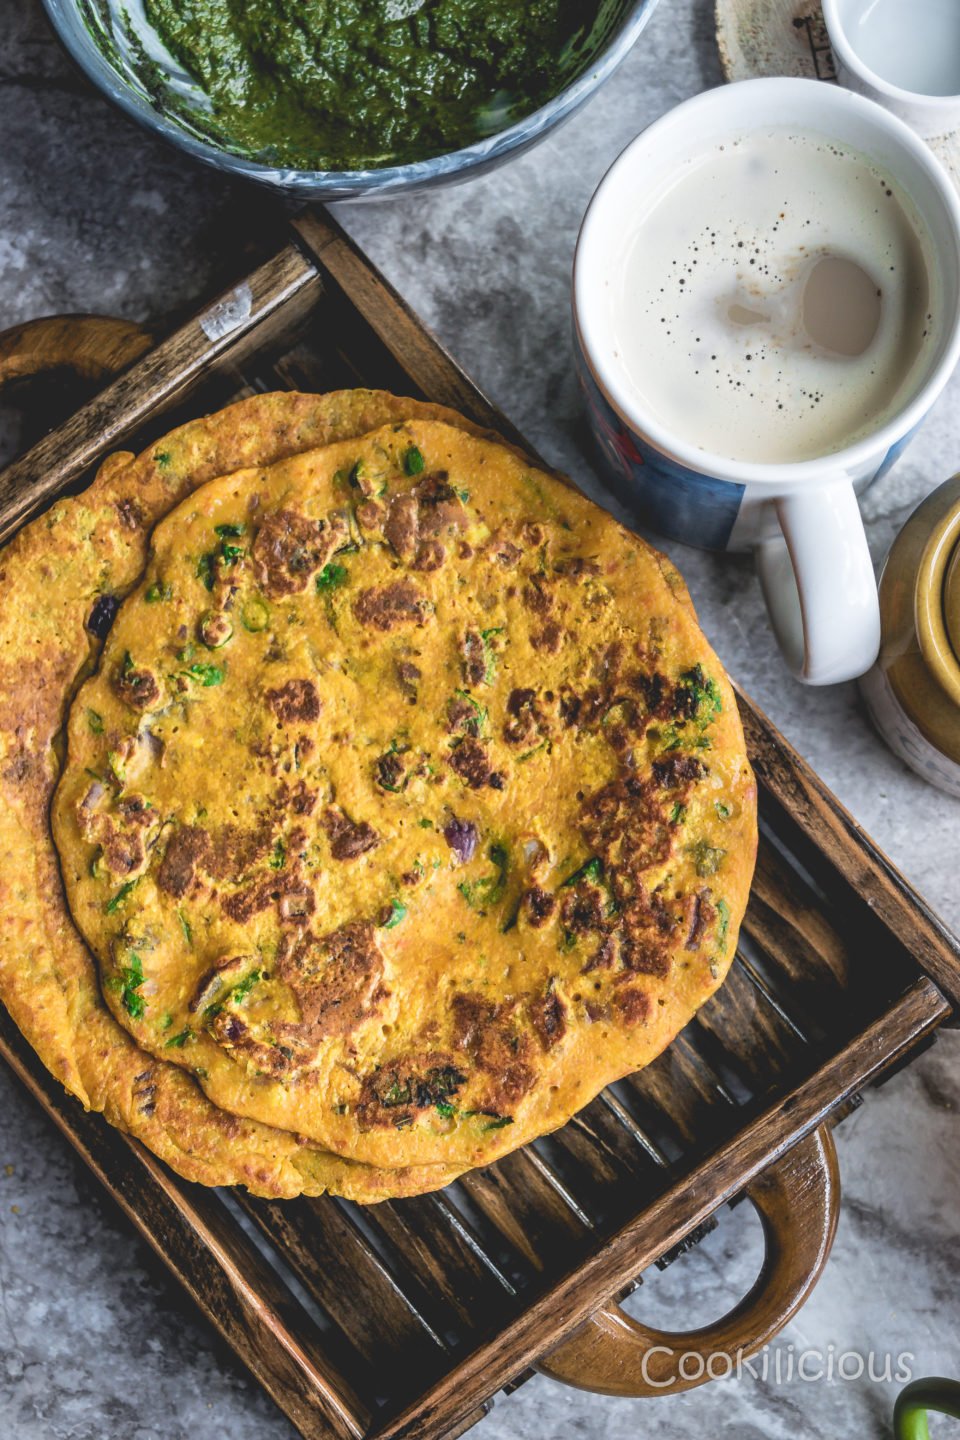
xmin=871 ymin=417 xmax=924 ymax=487
xmin=576 ymin=341 xmax=745 ymax=552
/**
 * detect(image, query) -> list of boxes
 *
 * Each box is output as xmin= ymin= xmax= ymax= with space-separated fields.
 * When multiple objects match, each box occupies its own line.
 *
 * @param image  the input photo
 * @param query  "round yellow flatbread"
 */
xmin=53 ymin=415 xmax=757 ymax=1171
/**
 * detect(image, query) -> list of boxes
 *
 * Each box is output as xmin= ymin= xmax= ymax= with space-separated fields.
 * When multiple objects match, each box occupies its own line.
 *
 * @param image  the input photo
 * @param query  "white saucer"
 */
xmin=715 ymin=0 xmax=960 ymax=192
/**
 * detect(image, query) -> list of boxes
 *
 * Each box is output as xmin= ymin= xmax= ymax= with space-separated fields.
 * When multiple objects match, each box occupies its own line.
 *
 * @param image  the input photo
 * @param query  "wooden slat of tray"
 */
xmin=231 ymin=1191 xmax=455 ymax=1396
xmin=1 ymin=206 xmax=959 ymax=1440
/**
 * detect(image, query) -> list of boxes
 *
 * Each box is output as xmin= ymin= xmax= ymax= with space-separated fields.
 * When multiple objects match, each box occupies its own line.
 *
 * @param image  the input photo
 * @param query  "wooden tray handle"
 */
xmin=0 ymin=314 xmax=152 ymax=389
xmin=537 ymin=1125 xmax=840 ymax=1398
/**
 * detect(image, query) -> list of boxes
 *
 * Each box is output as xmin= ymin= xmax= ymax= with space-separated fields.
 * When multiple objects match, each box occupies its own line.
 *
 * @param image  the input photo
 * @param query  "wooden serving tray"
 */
xmin=1 ymin=210 xmax=958 ymax=1440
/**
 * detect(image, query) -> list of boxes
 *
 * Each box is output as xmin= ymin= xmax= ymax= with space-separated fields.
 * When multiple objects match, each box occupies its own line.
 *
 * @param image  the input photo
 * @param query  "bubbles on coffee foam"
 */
xmin=616 ymin=131 xmax=935 ymax=462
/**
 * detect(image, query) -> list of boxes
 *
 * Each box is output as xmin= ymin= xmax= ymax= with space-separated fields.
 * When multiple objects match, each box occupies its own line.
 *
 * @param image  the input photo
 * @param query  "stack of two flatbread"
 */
xmin=0 ymin=391 xmax=756 ymax=1200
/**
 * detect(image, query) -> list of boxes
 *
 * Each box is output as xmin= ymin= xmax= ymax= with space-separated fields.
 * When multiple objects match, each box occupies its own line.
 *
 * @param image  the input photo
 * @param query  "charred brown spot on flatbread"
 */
xmin=89 ymin=793 xmax=154 ymax=877
xmin=198 ymin=610 xmax=232 ymax=649
xmin=276 ymin=921 xmax=386 ymax=1044
xmin=522 ymin=885 xmax=556 ymax=928
xmin=357 ymin=1052 xmax=466 ymax=1130
xmin=530 ymin=620 xmax=565 ymax=653
xmin=375 ymin=745 xmax=426 ymax=794
xmin=157 ymin=826 xmax=210 ymax=899
xmin=580 ymin=776 xmax=671 ymax=879
xmin=448 ymin=695 xmax=482 ymax=737
xmin=651 ymin=752 xmax=706 ymax=789
xmin=205 ymin=822 xmax=272 ymax=881
xmin=252 ymin=508 xmax=344 ymax=597
xmin=612 ymin=985 xmax=652 ymax=1026
xmin=265 ymin=678 xmax=321 ymax=725
xmin=415 ymin=473 xmax=464 ymax=529
xmin=115 ymin=497 xmax=144 ymax=531
xmin=113 ymin=658 xmax=160 ymax=712
xmin=459 ymin=629 xmax=486 ymax=686
xmin=486 ymin=531 xmax=522 ymax=567
xmin=395 ymin=658 xmax=421 ymax=702
xmin=617 ymin=929 xmax=671 ymax=979
xmin=384 ymin=493 xmax=419 ymax=562
xmin=448 ymin=737 xmax=493 ymax=789
xmin=554 ymin=555 xmax=600 ymax=578
xmin=355 ymin=498 xmax=385 ymax=532
xmin=518 ymin=520 xmax=547 ymax=549
xmin=290 ymin=780 xmax=317 ymax=815
xmin=632 ymin=670 xmax=673 ymax=721
xmin=614 ymin=891 xmax=675 ymax=978
xmin=522 ymin=576 xmax=554 ymax=616
xmin=451 ymin=992 xmax=535 ymax=1110
xmin=684 ymin=888 xmax=717 ymax=952
xmin=375 ymin=748 xmax=406 ymax=792
xmin=582 ymin=935 xmax=617 ymax=974
xmin=209 ymin=1007 xmax=308 ymax=1081
xmin=503 ymin=687 xmax=552 ymax=747
xmin=220 ymin=870 xmax=316 ymax=924
xmin=412 ymin=538 xmax=445 ymax=572
xmin=354 ymin=579 xmax=429 ymax=631
xmin=388 ymin=478 xmax=463 ymax=573
xmin=322 ymin=806 xmax=380 ymax=860
xmin=528 ymin=984 xmax=567 ymax=1052
xmin=561 ymin=883 xmax=606 ymax=935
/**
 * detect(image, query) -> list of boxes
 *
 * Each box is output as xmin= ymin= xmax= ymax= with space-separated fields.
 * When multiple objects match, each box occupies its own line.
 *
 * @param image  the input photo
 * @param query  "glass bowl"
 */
xmin=42 ymin=0 xmax=662 ymax=200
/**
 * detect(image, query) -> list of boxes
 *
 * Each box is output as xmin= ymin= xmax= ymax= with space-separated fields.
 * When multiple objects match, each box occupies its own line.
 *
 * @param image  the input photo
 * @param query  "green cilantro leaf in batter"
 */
xmin=316 ymin=562 xmax=349 ymax=592
xmin=403 ymin=445 xmax=425 ymax=476
xmin=105 ymin=879 xmax=138 ymax=914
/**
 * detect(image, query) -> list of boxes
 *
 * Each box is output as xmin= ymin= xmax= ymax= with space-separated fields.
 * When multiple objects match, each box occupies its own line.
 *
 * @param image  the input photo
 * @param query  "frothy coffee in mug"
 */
xmin=611 ymin=130 xmax=938 ymax=463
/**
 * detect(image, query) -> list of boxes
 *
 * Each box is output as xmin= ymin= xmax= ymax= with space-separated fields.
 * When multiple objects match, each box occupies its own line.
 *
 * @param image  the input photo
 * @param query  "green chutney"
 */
xmin=140 ymin=0 xmax=599 ymax=170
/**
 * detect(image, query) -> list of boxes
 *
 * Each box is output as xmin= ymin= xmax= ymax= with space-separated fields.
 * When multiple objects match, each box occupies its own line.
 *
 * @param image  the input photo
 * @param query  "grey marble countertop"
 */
xmin=1 ymin=2 xmax=958 ymax=1438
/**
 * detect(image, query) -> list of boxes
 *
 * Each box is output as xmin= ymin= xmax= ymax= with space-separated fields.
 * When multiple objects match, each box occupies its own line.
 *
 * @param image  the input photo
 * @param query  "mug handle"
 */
xmin=754 ymin=480 xmax=881 ymax=685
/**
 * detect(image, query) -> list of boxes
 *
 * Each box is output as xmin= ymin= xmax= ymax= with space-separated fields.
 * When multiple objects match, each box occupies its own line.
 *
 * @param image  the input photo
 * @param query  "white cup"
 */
xmin=822 ymin=0 xmax=960 ymax=139
xmin=574 ymin=78 xmax=960 ymax=685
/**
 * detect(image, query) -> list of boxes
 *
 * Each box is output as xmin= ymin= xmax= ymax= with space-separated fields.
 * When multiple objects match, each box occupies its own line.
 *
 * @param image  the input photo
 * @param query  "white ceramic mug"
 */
xmin=574 ymin=78 xmax=960 ymax=685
